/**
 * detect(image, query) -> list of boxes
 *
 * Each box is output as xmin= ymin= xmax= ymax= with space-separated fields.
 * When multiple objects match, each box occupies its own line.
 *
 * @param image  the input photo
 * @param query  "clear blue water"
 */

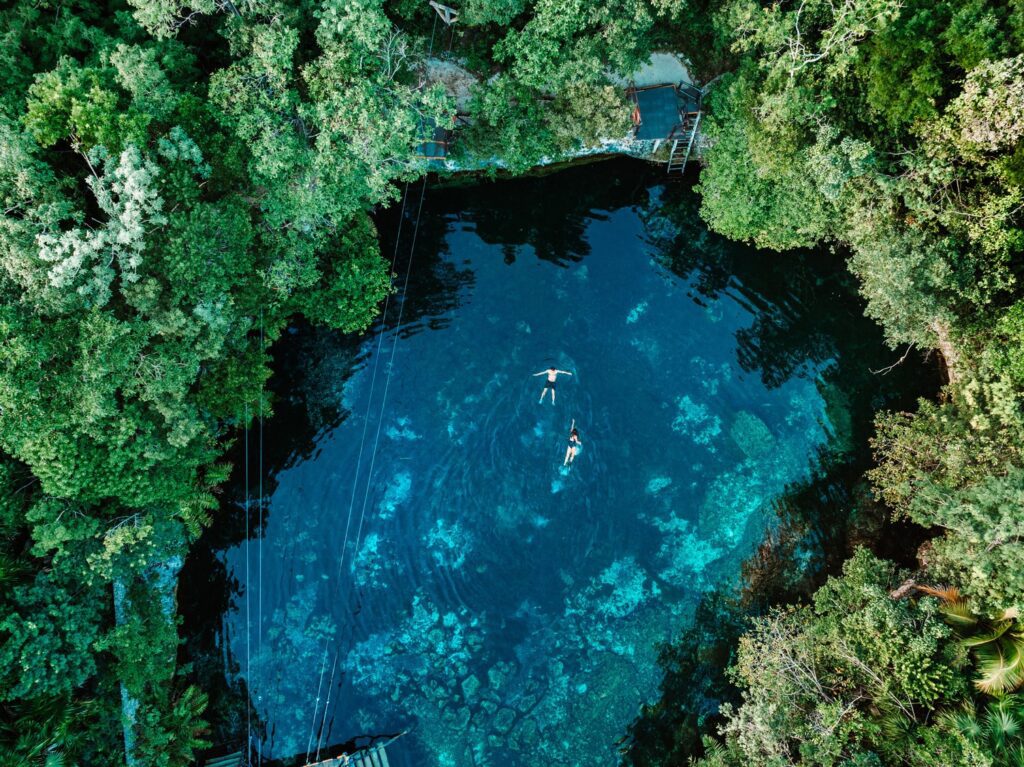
xmin=189 ymin=162 xmax=914 ymax=766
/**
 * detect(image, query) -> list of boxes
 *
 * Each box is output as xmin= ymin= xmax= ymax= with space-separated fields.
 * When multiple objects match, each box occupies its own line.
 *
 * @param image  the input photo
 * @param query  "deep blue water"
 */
xmin=182 ymin=161 xmax=923 ymax=766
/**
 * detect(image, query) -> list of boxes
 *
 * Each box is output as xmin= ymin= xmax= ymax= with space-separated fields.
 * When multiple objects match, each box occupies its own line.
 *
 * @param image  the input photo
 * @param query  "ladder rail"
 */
xmin=666 ymin=139 xmax=682 ymax=173
xmin=680 ymin=111 xmax=701 ymax=169
xmin=666 ymin=111 xmax=701 ymax=174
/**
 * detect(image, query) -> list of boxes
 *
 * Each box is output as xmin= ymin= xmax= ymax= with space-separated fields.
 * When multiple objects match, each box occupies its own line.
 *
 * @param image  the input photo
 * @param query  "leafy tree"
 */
xmin=905 ymin=471 xmax=1024 ymax=616
xmin=697 ymin=69 xmax=838 ymax=251
xmin=696 ymin=551 xmax=965 ymax=767
xmin=0 ymin=0 xmax=429 ymax=757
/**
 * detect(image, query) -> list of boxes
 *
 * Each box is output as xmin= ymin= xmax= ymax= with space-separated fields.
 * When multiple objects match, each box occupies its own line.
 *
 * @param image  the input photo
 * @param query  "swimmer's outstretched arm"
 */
xmin=556 ymin=370 xmax=573 ymax=375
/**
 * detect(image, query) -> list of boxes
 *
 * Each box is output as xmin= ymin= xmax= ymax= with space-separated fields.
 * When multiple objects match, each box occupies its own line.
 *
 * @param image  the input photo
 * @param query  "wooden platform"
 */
xmin=202 ymin=752 xmax=243 ymax=767
xmin=306 ymin=742 xmax=391 ymax=767
xmin=628 ymin=83 xmax=701 ymax=141
xmin=196 ymin=733 xmax=400 ymax=767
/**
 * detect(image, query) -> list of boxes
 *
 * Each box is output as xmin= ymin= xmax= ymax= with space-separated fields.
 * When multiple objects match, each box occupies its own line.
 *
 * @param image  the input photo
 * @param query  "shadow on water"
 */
xmin=178 ymin=158 xmax=939 ymax=764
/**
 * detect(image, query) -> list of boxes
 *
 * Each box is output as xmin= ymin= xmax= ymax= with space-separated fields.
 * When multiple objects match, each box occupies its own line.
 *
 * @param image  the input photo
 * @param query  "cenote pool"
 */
xmin=180 ymin=160 xmax=927 ymax=766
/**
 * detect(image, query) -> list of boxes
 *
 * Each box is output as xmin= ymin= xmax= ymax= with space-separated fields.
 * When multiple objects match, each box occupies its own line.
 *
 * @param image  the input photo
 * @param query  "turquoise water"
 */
xmin=183 ymin=161 xmax=918 ymax=766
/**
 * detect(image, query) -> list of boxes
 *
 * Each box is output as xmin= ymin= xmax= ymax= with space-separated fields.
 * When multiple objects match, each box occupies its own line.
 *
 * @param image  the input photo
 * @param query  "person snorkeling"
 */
xmin=533 ymin=365 xmax=573 ymax=404
xmin=564 ymin=420 xmax=581 ymax=466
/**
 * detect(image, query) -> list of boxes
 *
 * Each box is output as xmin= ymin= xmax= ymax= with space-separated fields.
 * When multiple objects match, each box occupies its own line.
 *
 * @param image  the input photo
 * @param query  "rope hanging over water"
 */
xmin=257 ymin=310 xmax=265 ymax=767
xmin=243 ymin=312 xmax=267 ymax=767
xmin=244 ymin=402 xmax=251 ymax=764
xmin=301 ymin=11 xmax=443 ymax=757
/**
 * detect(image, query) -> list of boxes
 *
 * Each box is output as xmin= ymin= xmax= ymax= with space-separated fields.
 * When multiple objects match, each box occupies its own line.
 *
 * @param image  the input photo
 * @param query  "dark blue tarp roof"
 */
xmin=632 ymin=85 xmax=699 ymax=140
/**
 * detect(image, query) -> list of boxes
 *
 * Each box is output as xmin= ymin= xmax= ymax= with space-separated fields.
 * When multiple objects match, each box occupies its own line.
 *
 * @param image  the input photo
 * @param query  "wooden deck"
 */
xmin=305 ymin=742 xmax=392 ymax=767
xmin=628 ymin=82 xmax=703 ymax=173
xmin=627 ymin=83 xmax=701 ymax=141
xmin=196 ymin=733 xmax=401 ymax=767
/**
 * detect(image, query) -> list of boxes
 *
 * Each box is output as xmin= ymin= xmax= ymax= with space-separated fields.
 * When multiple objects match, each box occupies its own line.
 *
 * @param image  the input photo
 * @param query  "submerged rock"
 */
xmin=647 ymin=512 xmax=725 ymax=590
xmin=487 ymin=664 xmax=508 ymax=689
xmin=495 ymin=707 xmax=517 ymax=733
xmin=672 ymin=395 xmax=722 ymax=448
xmin=626 ymin=300 xmax=649 ymax=324
xmin=690 ymin=355 xmax=733 ymax=396
xmin=730 ymin=411 xmax=775 ymax=459
xmin=698 ymin=466 xmax=769 ymax=547
xmin=646 ymin=476 xmax=672 ymax=494
xmin=462 ymin=674 xmax=482 ymax=700
xmin=379 ymin=470 xmax=412 ymax=518
xmin=352 ymin=532 xmax=391 ymax=587
xmin=425 ymin=518 xmax=475 ymax=569
xmin=385 ymin=416 xmax=421 ymax=442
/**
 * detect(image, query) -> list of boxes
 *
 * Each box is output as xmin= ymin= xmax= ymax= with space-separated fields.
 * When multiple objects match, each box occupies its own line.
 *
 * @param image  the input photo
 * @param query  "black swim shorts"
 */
xmin=545 ymin=379 xmax=555 ymax=389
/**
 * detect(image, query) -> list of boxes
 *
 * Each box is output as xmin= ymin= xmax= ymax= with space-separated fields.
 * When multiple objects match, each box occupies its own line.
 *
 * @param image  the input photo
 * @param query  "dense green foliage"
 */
xmin=3 ymin=0 xmax=1024 ymax=762
xmin=0 ymin=0 xmax=442 ymax=760
xmin=653 ymin=1 xmax=1024 ymax=766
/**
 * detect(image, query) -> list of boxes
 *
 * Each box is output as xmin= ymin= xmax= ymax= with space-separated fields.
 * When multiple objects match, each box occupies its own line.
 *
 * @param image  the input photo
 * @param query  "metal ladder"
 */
xmin=667 ymin=111 xmax=701 ymax=174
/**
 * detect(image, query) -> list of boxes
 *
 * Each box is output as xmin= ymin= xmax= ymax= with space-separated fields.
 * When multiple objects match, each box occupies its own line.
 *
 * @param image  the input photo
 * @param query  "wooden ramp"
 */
xmin=199 ymin=750 xmax=243 ymax=767
xmin=306 ymin=742 xmax=392 ymax=767
xmin=197 ymin=731 xmax=402 ymax=767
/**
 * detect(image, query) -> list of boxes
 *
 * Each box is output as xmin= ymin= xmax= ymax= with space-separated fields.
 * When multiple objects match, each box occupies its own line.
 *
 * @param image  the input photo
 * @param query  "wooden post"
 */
xmin=429 ymin=0 xmax=458 ymax=25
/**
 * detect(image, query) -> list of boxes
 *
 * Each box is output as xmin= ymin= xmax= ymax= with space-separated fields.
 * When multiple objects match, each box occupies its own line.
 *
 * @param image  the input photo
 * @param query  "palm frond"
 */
xmin=938 ymin=705 xmax=982 ymax=740
xmin=975 ymin=639 xmax=1024 ymax=695
xmin=941 ymin=600 xmax=981 ymax=631
xmin=962 ymin=620 xmax=1015 ymax=648
xmin=1008 ymin=743 xmax=1024 ymax=767
xmin=917 ymin=584 xmax=964 ymax=603
xmin=986 ymin=705 xmax=1022 ymax=751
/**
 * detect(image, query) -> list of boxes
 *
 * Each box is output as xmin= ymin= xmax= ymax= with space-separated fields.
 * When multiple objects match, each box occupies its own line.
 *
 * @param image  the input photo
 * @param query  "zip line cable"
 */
xmin=298 ymin=178 xmax=412 ymax=767
xmin=257 ymin=310 xmax=265 ymax=767
xmin=334 ymin=180 xmax=411 ymax=583
xmin=311 ymin=175 xmax=429 ymax=767
xmin=316 ymin=178 xmax=411 ymax=752
xmin=298 ymin=14 xmax=442 ymax=759
xmin=244 ymin=402 xmax=252 ymax=765
xmin=307 ymin=177 xmax=425 ymax=765
xmin=314 ymin=652 xmax=339 ymax=762
xmin=300 ymin=177 xmax=415 ymax=765
xmin=350 ymin=176 xmax=429 ymax=573
xmin=305 ymin=644 xmax=329 ymax=764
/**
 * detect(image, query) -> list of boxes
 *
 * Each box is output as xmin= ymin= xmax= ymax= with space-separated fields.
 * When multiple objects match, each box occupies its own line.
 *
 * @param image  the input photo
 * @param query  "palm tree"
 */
xmin=918 ymin=586 xmax=1024 ymax=695
xmin=0 ymin=695 xmax=89 ymax=766
xmin=940 ymin=696 xmax=1024 ymax=767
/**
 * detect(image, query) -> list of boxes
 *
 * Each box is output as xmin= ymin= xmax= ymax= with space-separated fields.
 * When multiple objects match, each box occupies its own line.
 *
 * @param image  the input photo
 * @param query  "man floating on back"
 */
xmin=534 ymin=366 xmax=573 ymax=404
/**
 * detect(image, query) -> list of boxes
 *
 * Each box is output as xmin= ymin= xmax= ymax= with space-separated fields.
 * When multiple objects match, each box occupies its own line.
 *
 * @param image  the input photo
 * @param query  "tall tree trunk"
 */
xmin=113 ymin=554 xmax=184 ymax=766
xmin=930 ymin=319 xmax=959 ymax=386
